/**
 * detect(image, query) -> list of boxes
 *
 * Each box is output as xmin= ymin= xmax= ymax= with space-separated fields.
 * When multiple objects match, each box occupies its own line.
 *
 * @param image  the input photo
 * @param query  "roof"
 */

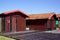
xmin=57 ymin=14 xmax=60 ymax=17
xmin=26 ymin=12 xmax=56 ymax=20
xmin=1 ymin=10 xmax=29 ymax=17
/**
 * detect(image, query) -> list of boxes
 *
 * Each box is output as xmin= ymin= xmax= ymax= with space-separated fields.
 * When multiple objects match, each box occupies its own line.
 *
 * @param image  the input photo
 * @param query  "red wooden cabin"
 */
xmin=0 ymin=10 xmax=29 ymax=32
xmin=26 ymin=12 xmax=58 ymax=31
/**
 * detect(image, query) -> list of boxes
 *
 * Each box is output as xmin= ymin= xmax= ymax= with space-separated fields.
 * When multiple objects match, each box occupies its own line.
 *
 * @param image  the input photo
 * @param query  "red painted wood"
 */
xmin=29 ymin=19 xmax=47 ymax=31
xmin=5 ymin=16 xmax=10 ymax=32
xmin=3 ymin=13 xmax=26 ymax=32
xmin=29 ymin=15 xmax=56 ymax=31
xmin=12 ymin=15 xmax=16 ymax=32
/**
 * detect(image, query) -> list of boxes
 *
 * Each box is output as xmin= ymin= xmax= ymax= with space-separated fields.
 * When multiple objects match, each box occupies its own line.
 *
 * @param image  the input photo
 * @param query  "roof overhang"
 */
xmin=26 ymin=12 xmax=57 ymax=20
xmin=0 ymin=10 xmax=29 ymax=17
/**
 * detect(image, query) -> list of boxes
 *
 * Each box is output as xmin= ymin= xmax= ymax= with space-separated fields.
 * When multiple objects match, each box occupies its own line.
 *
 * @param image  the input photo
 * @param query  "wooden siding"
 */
xmin=0 ymin=14 xmax=26 ymax=32
xmin=5 ymin=16 xmax=10 ymax=32
xmin=46 ymin=20 xmax=56 ymax=30
xmin=29 ymin=19 xmax=47 ymax=31
xmin=16 ymin=15 xmax=26 ymax=31
xmin=12 ymin=15 xmax=16 ymax=32
xmin=46 ymin=20 xmax=51 ymax=30
xmin=7 ymin=14 xmax=26 ymax=32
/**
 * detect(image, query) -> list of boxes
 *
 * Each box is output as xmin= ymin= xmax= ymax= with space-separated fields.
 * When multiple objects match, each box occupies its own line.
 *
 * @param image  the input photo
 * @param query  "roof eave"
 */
xmin=2 ymin=10 xmax=29 ymax=17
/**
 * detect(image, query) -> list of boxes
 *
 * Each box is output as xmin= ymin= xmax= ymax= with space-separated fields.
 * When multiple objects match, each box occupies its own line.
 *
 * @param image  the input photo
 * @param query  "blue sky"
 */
xmin=0 ymin=0 xmax=60 ymax=14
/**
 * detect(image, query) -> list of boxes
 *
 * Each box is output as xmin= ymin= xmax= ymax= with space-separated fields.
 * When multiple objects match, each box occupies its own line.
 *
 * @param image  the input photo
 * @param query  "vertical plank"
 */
xmin=12 ymin=16 xmax=16 ymax=32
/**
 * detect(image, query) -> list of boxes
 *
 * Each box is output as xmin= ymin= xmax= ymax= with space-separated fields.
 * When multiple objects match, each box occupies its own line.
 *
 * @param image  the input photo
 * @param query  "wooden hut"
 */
xmin=0 ymin=10 xmax=29 ymax=32
xmin=26 ymin=12 xmax=58 ymax=31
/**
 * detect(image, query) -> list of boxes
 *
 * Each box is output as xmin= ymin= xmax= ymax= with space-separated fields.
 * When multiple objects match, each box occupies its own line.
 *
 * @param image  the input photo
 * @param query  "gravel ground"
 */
xmin=1 ymin=30 xmax=60 ymax=40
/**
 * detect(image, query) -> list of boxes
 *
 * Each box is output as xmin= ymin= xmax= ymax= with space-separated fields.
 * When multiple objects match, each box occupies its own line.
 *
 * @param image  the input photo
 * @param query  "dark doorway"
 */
xmin=46 ymin=20 xmax=52 ymax=31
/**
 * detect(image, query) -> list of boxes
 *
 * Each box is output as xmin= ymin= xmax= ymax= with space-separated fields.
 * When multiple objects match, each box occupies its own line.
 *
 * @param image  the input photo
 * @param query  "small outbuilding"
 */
xmin=0 ymin=10 xmax=29 ymax=32
xmin=26 ymin=12 xmax=58 ymax=31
